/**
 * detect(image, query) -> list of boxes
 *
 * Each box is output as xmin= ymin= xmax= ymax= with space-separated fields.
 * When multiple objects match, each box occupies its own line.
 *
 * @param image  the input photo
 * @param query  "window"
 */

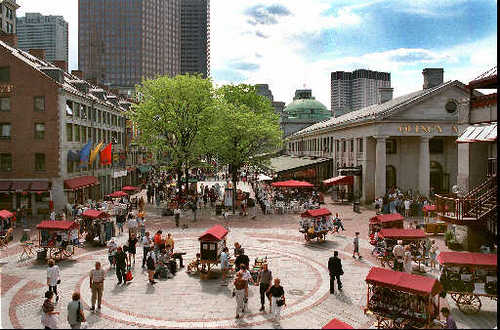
xmin=35 ymin=153 xmax=46 ymax=171
xmin=0 ymin=97 xmax=10 ymax=111
xmin=430 ymin=138 xmax=444 ymax=154
xmin=358 ymin=138 xmax=363 ymax=153
xmin=34 ymin=123 xmax=45 ymax=139
xmin=350 ymin=140 xmax=354 ymax=152
xmin=342 ymin=140 xmax=346 ymax=152
xmin=66 ymin=123 xmax=73 ymax=142
xmin=80 ymin=104 xmax=87 ymax=119
xmin=0 ymin=153 xmax=12 ymax=171
xmin=66 ymin=100 xmax=73 ymax=116
xmin=386 ymin=139 xmax=397 ymax=154
xmin=0 ymin=123 xmax=11 ymax=139
xmin=34 ymin=96 xmax=45 ymax=112
xmin=92 ymin=108 xmax=96 ymax=122
xmin=98 ymin=110 xmax=102 ymax=123
xmin=74 ymin=124 xmax=80 ymax=142
xmin=82 ymin=126 xmax=87 ymax=142
xmin=336 ymin=140 xmax=339 ymax=152
xmin=0 ymin=67 xmax=9 ymax=82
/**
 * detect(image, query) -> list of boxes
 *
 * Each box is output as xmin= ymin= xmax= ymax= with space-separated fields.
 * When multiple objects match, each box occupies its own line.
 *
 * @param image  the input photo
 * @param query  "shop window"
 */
xmin=488 ymin=158 xmax=496 ymax=177
xmin=0 ymin=97 xmax=10 ymax=111
xmin=386 ymin=165 xmax=397 ymax=190
xmin=386 ymin=139 xmax=397 ymax=154
xmin=35 ymin=153 xmax=46 ymax=171
xmin=0 ymin=153 xmax=12 ymax=171
xmin=74 ymin=124 xmax=80 ymax=142
xmin=342 ymin=140 xmax=346 ymax=152
xmin=80 ymin=104 xmax=86 ymax=119
xmin=34 ymin=96 xmax=45 ymax=112
xmin=34 ymin=123 xmax=45 ymax=139
xmin=0 ymin=67 xmax=10 ymax=82
xmin=350 ymin=140 xmax=354 ymax=152
xmin=82 ymin=126 xmax=87 ymax=142
xmin=66 ymin=123 xmax=73 ymax=142
xmin=430 ymin=138 xmax=444 ymax=154
xmin=0 ymin=123 xmax=11 ymax=139
xmin=66 ymin=100 xmax=73 ymax=116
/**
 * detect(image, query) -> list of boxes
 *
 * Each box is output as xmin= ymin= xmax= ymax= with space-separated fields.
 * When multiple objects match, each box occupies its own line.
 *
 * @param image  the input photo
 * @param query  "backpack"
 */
xmin=147 ymin=253 xmax=155 ymax=269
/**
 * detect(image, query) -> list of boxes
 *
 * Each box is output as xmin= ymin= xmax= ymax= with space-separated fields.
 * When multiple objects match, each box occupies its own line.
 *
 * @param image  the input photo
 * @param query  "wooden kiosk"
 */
xmin=198 ymin=224 xmax=228 ymax=278
xmin=80 ymin=210 xmax=114 ymax=245
xmin=36 ymin=220 xmax=80 ymax=260
xmin=299 ymin=208 xmax=333 ymax=242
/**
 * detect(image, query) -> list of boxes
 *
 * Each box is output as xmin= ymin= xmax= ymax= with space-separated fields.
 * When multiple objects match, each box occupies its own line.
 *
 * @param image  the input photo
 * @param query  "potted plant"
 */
xmin=444 ymin=230 xmax=454 ymax=247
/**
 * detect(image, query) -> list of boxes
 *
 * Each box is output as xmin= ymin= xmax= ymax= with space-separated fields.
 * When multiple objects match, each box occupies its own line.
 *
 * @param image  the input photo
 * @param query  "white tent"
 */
xmin=258 ymin=174 xmax=272 ymax=181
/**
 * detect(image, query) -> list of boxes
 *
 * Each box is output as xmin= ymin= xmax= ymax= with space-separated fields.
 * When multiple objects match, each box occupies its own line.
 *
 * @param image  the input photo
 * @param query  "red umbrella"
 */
xmin=108 ymin=191 xmax=128 ymax=198
xmin=271 ymin=180 xmax=314 ymax=188
xmin=0 ymin=210 xmax=14 ymax=219
xmin=122 ymin=186 xmax=139 ymax=192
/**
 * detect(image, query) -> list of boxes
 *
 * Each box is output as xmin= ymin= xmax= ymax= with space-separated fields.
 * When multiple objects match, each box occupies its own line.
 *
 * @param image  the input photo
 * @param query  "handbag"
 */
xmin=277 ymin=297 xmax=285 ymax=307
xmin=76 ymin=301 xmax=85 ymax=323
xmin=57 ymin=279 xmax=61 ymax=284
xmin=125 ymin=270 xmax=133 ymax=282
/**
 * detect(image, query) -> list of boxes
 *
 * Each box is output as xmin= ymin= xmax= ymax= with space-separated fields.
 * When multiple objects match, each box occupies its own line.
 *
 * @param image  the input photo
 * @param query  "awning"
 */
xmin=82 ymin=209 xmax=109 ymax=219
xmin=322 ymin=318 xmax=353 ymax=329
xmin=323 ymin=176 xmax=353 ymax=186
xmin=257 ymin=174 xmax=272 ymax=181
xmin=138 ymin=165 xmax=152 ymax=173
xmin=36 ymin=220 xmax=79 ymax=231
xmin=0 ymin=210 xmax=14 ymax=219
xmin=122 ymin=186 xmax=139 ymax=191
xmin=457 ymin=123 xmax=497 ymax=143
xmin=0 ymin=181 xmax=11 ymax=191
xmin=369 ymin=213 xmax=405 ymax=224
xmin=11 ymin=181 xmax=31 ymax=191
xmin=378 ymin=228 xmax=427 ymax=240
xmin=301 ymin=208 xmax=332 ymax=218
xmin=271 ymin=180 xmax=314 ymax=188
xmin=199 ymin=224 xmax=228 ymax=242
xmin=437 ymin=252 xmax=497 ymax=267
xmin=366 ymin=267 xmax=442 ymax=296
xmin=64 ymin=176 xmax=98 ymax=190
xmin=108 ymin=191 xmax=128 ymax=198
xmin=30 ymin=181 xmax=50 ymax=192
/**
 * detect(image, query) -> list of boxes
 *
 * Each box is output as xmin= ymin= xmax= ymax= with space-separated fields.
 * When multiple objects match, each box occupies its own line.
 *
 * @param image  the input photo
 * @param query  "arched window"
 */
xmin=386 ymin=165 xmax=397 ymax=190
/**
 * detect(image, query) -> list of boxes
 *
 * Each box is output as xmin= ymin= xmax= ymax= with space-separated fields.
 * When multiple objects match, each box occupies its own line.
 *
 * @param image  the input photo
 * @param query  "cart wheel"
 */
xmin=457 ymin=294 xmax=481 ymax=314
xmin=62 ymin=248 xmax=74 ymax=258
xmin=376 ymin=316 xmax=392 ymax=329
xmin=450 ymin=293 xmax=460 ymax=303
xmin=392 ymin=318 xmax=409 ymax=329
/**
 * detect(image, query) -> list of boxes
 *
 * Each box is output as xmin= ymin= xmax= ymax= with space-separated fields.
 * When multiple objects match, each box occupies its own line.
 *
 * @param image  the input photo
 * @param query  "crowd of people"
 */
xmin=374 ymin=186 xmax=433 ymax=218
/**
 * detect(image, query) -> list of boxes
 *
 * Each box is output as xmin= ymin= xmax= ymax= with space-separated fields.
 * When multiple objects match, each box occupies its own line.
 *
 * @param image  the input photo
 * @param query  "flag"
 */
xmin=100 ymin=143 xmax=112 ymax=165
xmin=89 ymin=141 xmax=103 ymax=165
xmin=78 ymin=141 xmax=92 ymax=168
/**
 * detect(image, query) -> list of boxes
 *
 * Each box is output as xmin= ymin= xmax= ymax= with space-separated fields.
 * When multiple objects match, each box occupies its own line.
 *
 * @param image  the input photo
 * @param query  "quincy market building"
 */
xmin=285 ymin=69 xmax=472 ymax=204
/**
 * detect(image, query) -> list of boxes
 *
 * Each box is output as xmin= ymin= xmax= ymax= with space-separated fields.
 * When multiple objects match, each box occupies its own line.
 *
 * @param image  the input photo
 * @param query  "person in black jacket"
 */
xmin=234 ymin=250 xmax=249 ymax=272
xmin=328 ymin=251 xmax=343 ymax=294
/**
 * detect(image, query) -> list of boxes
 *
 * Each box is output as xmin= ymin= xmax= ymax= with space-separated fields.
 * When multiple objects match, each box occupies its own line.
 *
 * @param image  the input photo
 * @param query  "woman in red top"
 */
xmin=153 ymin=230 xmax=163 ymax=251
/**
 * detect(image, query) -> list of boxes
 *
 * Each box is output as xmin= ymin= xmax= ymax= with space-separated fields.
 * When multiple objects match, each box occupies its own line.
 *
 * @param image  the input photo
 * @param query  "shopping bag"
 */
xmin=125 ymin=270 xmax=133 ymax=282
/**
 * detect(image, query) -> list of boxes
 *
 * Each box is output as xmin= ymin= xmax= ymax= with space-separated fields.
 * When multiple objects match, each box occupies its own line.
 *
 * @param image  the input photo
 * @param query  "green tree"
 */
xmin=128 ymin=74 xmax=215 ymax=193
xmin=210 ymin=84 xmax=282 ymax=213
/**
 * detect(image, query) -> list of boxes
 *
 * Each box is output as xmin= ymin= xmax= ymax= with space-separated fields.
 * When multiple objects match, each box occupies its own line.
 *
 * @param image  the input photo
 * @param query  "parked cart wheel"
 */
xmin=456 ymin=294 xmax=481 ymax=314
xmin=450 ymin=292 xmax=461 ymax=303
xmin=375 ymin=316 xmax=392 ymax=329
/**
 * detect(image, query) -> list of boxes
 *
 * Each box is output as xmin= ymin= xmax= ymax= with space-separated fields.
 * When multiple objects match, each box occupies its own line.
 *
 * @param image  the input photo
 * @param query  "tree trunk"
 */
xmin=185 ymin=166 xmax=190 ymax=198
xmin=176 ymin=167 xmax=183 ymax=195
xmin=231 ymin=165 xmax=239 ymax=215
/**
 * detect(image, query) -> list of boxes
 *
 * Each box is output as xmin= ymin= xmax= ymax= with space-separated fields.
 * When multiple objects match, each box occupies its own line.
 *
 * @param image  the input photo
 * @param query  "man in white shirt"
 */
xmin=128 ymin=215 xmax=138 ymax=237
xmin=142 ymin=232 xmax=153 ymax=268
xmin=404 ymin=199 xmax=411 ymax=217
xmin=47 ymin=259 xmax=60 ymax=302
xmin=392 ymin=240 xmax=405 ymax=272
xmin=107 ymin=238 xmax=117 ymax=268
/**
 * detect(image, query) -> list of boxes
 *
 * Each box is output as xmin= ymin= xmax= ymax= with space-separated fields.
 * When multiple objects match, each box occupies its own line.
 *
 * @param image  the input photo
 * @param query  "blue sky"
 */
xmin=18 ymin=0 xmax=497 ymax=109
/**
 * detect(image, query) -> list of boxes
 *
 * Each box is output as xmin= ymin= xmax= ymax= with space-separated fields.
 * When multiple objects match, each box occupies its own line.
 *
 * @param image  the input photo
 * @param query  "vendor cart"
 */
xmin=79 ymin=210 xmax=115 ymax=246
xmin=375 ymin=228 xmax=427 ymax=270
xmin=365 ymin=267 xmax=442 ymax=329
xmin=438 ymin=251 xmax=497 ymax=314
xmin=0 ymin=210 xmax=14 ymax=248
xmin=369 ymin=213 xmax=404 ymax=244
xmin=198 ymin=224 xmax=228 ymax=278
xmin=299 ymin=208 xmax=334 ymax=242
xmin=36 ymin=220 xmax=80 ymax=260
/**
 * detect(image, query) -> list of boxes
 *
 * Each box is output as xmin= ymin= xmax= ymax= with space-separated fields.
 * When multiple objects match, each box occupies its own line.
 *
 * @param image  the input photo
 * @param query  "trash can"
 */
xmin=353 ymin=201 xmax=360 ymax=213
xmin=37 ymin=249 xmax=47 ymax=261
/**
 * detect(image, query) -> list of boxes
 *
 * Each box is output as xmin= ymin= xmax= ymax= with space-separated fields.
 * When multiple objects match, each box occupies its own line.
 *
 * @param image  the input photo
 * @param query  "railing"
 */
xmin=464 ymin=174 xmax=496 ymax=199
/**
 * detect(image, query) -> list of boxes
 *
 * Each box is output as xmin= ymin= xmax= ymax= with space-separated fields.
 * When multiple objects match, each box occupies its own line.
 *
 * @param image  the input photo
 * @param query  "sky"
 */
xmin=17 ymin=0 xmax=497 ymax=109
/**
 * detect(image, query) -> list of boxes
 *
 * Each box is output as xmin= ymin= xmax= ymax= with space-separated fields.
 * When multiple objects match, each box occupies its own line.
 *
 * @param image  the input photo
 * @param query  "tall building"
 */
xmin=78 ymin=0 xmax=181 ymax=96
xmin=331 ymin=69 xmax=391 ymax=117
xmin=255 ymin=83 xmax=285 ymax=116
xmin=0 ymin=0 xmax=19 ymax=34
xmin=180 ymin=0 xmax=210 ymax=77
xmin=16 ymin=13 xmax=69 ymax=63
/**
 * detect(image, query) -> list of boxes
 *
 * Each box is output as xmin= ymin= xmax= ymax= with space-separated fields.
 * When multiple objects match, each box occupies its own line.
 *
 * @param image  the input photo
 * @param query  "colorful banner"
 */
xmin=89 ymin=141 xmax=103 ymax=165
xmin=100 ymin=143 xmax=112 ymax=165
xmin=78 ymin=141 xmax=92 ymax=168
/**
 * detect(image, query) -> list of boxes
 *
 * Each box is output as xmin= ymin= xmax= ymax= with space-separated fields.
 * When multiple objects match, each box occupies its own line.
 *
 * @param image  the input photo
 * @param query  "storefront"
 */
xmin=267 ymin=155 xmax=332 ymax=186
xmin=0 ymin=181 xmax=51 ymax=216
xmin=64 ymin=176 xmax=99 ymax=205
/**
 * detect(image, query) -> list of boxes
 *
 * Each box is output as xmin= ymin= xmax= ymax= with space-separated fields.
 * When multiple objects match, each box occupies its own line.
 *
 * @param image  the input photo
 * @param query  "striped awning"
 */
xmin=457 ymin=123 xmax=497 ymax=143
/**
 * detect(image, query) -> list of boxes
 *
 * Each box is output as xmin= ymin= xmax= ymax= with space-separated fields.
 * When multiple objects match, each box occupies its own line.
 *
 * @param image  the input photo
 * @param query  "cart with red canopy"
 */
xmin=438 ymin=251 xmax=497 ymax=314
xmin=36 ymin=220 xmax=80 ymax=260
xmin=122 ymin=186 xmax=139 ymax=192
xmin=299 ymin=208 xmax=334 ymax=242
xmin=108 ymin=191 xmax=128 ymax=198
xmin=79 ymin=209 xmax=114 ymax=245
xmin=365 ymin=267 xmax=442 ymax=329
xmin=375 ymin=228 xmax=427 ymax=269
xmin=271 ymin=180 xmax=314 ymax=188
xmin=198 ymin=224 xmax=228 ymax=276
xmin=369 ymin=213 xmax=405 ymax=244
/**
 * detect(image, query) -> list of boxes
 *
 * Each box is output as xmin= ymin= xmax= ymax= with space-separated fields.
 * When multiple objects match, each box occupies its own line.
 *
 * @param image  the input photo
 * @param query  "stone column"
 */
xmin=362 ymin=137 xmax=376 ymax=204
xmin=375 ymin=136 xmax=387 ymax=198
xmin=419 ymin=136 xmax=431 ymax=196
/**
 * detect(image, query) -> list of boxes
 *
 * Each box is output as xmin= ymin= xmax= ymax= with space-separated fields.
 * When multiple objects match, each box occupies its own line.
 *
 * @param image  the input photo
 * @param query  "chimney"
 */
xmin=379 ymin=87 xmax=394 ymax=104
xmin=52 ymin=60 xmax=67 ymax=73
xmin=71 ymin=70 xmax=84 ymax=80
xmin=422 ymin=68 xmax=444 ymax=89
xmin=0 ymin=33 xmax=18 ymax=48
xmin=28 ymin=49 xmax=46 ymax=61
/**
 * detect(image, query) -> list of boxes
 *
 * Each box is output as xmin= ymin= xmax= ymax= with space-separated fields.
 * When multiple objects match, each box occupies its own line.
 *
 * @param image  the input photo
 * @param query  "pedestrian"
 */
xmin=257 ymin=263 xmax=272 ymax=312
xmin=153 ymin=230 xmax=163 ymax=252
xmin=234 ymin=272 xmax=247 ymax=319
xmin=127 ymin=214 xmax=138 ymax=237
xmin=89 ymin=261 xmax=105 ymax=311
xmin=403 ymin=245 xmax=412 ymax=273
xmin=239 ymin=264 xmax=254 ymax=305
xmin=46 ymin=259 xmax=60 ymax=303
xmin=404 ymin=198 xmax=411 ymax=217
xmin=353 ymin=232 xmax=362 ymax=259
xmin=430 ymin=240 xmax=438 ymax=269
xmin=234 ymin=250 xmax=249 ymax=273
xmin=67 ymin=292 xmax=85 ymax=329
xmin=115 ymin=246 xmax=128 ymax=285
xmin=267 ymin=278 xmax=285 ymax=322
xmin=174 ymin=206 xmax=181 ymax=227
xmin=107 ymin=238 xmax=117 ymax=268
xmin=41 ymin=290 xmax=59 ymax=329
xmin=392 ymin=240 xmax=405 ymax=272
xmin=220 ymin=247 xmax=229 ymax=284
xmin=137 ymin=214 xmax=145 ymax=240
xmin=127 ymin=233 xmax=138 ymax=266
xmin=328 ymin=251 xmax=343 ymax=294
xmin=146 ymin=248 xmax=157 ymax=285
xmin=334 ymin=213 xmax=345 ymax=231
xmin=116 ymin=214 xmax=125 ymax=235
xmin=440 ymin=307 xmax=457 ymax=329
xmin=142 ymin=231 xmax=152 ymax=268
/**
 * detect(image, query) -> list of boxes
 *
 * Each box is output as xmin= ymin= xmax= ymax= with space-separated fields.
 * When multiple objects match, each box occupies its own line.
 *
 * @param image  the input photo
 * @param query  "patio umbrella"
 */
xmin=108 ymin=191 xmax=128 ymax=198
xmin=122 ymin=186 xmax=139 ymax=192
xmin=257 ymin=174 xmax=272 ymax=181
xmin=271 ymin=180 xmax=314 ymax=188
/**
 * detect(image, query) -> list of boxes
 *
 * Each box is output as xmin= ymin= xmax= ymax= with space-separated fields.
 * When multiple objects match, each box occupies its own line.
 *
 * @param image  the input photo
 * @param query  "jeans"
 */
xmin=142 ymin=247 xmax=150 ymax=267
xmin=116 ymin=266 xmax=126 ymax=283
xmin=330 ymin=274 xmax=342 ymax=292
xmin=48 ymin=285 xmax=58 ymax=297
xmin=260 ymin=283 xmax=270 ymax=307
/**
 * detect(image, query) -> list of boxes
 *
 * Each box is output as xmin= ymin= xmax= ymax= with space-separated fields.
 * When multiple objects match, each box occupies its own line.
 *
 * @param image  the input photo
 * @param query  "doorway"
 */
xmin=430 ymin=161 xmax=443 ymax=193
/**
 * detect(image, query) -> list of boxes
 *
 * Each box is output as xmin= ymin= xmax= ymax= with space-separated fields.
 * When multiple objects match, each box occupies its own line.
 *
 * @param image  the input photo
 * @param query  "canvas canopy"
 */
xmin=199 ymin=225 xmax=228 ymax=242
xmin=81 ymin=210 xmax=109 ymax=219
xmin=378 ymin=228 xmax=427 ymax=240
xmin=36 ymin=220 xmax=79 ymax=231
xmin=271 ymin=180 xmax=313 ymax=188
xmin=301 ymin=208 xmax=332 ymax=218
xmin=0 ymin=210 xmax=14 ymax=219
xmin=322 ymin=318 xmax=353 ymax=329
xmin=366 ymin=267 xmax=442 ymax=296
xmin=108 ymin=191 xmax=128 ymax=198
xmin=369 ymin=213 xmax=405 ymax=224
xmin=322 ymin=176 xmax=354 ymax=186
xmin=437 ymin=251 xmax=497 ymax=268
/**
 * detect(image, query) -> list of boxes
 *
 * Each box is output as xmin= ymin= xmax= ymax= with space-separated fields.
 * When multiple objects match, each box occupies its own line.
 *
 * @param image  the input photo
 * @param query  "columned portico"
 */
xmin=375 ymin=136 xmax=388 ymax=197
xmin=418 ymin=136 xmax=431 ymax=196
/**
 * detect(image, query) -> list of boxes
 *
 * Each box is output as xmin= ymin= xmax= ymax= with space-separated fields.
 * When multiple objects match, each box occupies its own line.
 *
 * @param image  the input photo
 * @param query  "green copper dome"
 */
xmin=284 ymin=89 xmax=331 ymax=120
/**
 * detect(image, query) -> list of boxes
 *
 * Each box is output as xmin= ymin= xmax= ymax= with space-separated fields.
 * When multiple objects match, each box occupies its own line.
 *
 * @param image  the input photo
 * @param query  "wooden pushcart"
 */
xmin=369 ymin=213 xmax=404 ymax=243
xmin=438 ymin=251 xmax=497 ymax=314
xmin=299 ymin=208 xmax=333 ymax=242
xmin=80 ymin=210 xmax=114 ymax=246
xmin=365 ymin=267 xmax=442 ymax=329
xmin=376 ymin=228 xmax=427 ymax=270
xmin=198 ymin=224 xmax=228 ymax=278
xmin=36 ymin=220 xmax=80 ymax=260
xmin=0 ymin=210 xmax=14 ymax=249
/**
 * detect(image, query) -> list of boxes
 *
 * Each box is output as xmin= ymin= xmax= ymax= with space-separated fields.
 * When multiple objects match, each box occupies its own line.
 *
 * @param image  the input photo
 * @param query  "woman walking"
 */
xmin=67 ymin=292 xmax=85 ymax=329
xmin=267 ymin=278 xmax=286 ymax=321
xmin=41 ymin=291 xmax=59 ymax=329
xmin=233 ymin=272 xmax=247 ymax=319
xmin=127 ymin=233 xmax=138 ymax=266
xmin=46 ymin=259 xmax=60 ymax=303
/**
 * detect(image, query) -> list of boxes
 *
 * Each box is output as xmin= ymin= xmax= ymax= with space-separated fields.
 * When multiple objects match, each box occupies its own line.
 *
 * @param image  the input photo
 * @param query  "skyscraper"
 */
xmin=16 ymin=13 xmax=69 ymax=63
xmin=331 ymin=69 xmax=391 ymax=117
xmin=180 ymin=0 xmax=210 ymax=77
xmin=78 ymin=0 xmax=181 ymax=95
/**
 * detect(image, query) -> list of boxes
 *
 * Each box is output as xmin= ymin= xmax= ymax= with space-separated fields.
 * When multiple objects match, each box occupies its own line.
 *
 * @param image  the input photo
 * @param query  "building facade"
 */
xmin=287 ymin=69 xmax=470 ymax=204
xmin=180 ymin=0 xmax=210 ymax=78
xmin=331 ymin=69 xmax=391 ymax=117
xmin=78 ymin=0 xmax=181 ymax=96
xmin=255 ymin=83 xmax=285 ymax=116
xmin=16 ymin=13 xmax=69 ymax=63
xmin=0 ymin=0 xmax=19 ymax=34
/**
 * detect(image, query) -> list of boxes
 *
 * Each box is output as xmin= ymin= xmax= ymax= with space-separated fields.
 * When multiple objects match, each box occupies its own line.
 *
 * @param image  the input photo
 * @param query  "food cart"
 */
xmin=0 ymin=210 xmax=14 ymax=248
xmin=299 ymin=208 xmax=334 ymax=242
xmin=375 ymin=228 xmax=427 ymax=270
xmin=79 ymin=210 xmax=114 ymax=246
xmin=369 ymin=213 xmax=404 ymax=245
xmin=198 ymin=224 xmax=228 ymax=278
xmin=365 ymin=267 xmax=442 ymax=329
xmin=438 ymin=251 xmax=497 ymax=314
xmin=35 ymin=220 xmax=80 ymax=260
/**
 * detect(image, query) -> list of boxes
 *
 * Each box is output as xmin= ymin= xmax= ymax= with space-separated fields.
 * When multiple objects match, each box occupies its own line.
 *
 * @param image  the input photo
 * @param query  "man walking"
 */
xmin=115 ymin=247 xmax=128 ymax=285
xmin=257 ymin=263 xmax=272 ymax=312
xmin=89 ymin=261 xmax=105 ymax=311
xmin=328 ymin=251 xmax=343 ymax=294
xmin=353 ymin=232 xmax=362 ymax=259
xmin=142 ymin=232 xmax=152 ymax=268
xmin=392 ymin=240 xmax=404 ymax=272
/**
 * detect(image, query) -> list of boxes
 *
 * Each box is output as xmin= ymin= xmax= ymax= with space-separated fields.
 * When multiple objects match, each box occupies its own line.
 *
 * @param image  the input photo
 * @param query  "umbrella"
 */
xmin=258 ymin=174 xmax=272 ymax=181
xmin=271 ymin=180 xmax=314 ymax=188
xmin=0 ymin=210 xmax=14 ymax=219
xmin=122 ymin=186 xmax=139 ymax=192
xmin=108 ymin=191 xmax=128 ymax=198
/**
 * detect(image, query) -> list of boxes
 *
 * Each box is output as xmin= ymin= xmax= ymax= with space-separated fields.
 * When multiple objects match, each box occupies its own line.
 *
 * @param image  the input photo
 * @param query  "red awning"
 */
xmin=64 ymin=176 xmax=98 ymax=190
xmin=378 ymin=228 xmax=427 ymax=240
xmin=437 ymin=252 xmax=497 ymax=268
xmin=30 ymin=181 xmax=50 ymax=192
xmin=81 ymin=209 xmax=109 ymax=219
xmin=271 ymin=180 xmax=314 ymax=188
xmin=199 ymin=225 xmax=228 ymax=242
xmin=0 ymin=181 xmax=11 ymax=191
xmin=369 ymin=213 xmax=405 ymax=224
xmin=301 ymin=208 xmax=332 ymax=218
xmin=322 ymin=318 xmax=353 ymax=329
xmin=0 ymin=210 xmax=14 ymax=219
xmin=366 ymin=267 xmax=442 ymax=296
xmin=323 ymin=176 xmax=354 ymax=186
xmin=108 ymin=191 xmax=128 ymax=198
xmin=122 ymin=186 xmax=139 ymax=191
xmin=11 ymin=181 xmax=31 ymax=191
xmin=36 ymin=220 xmax=79 ymax=231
